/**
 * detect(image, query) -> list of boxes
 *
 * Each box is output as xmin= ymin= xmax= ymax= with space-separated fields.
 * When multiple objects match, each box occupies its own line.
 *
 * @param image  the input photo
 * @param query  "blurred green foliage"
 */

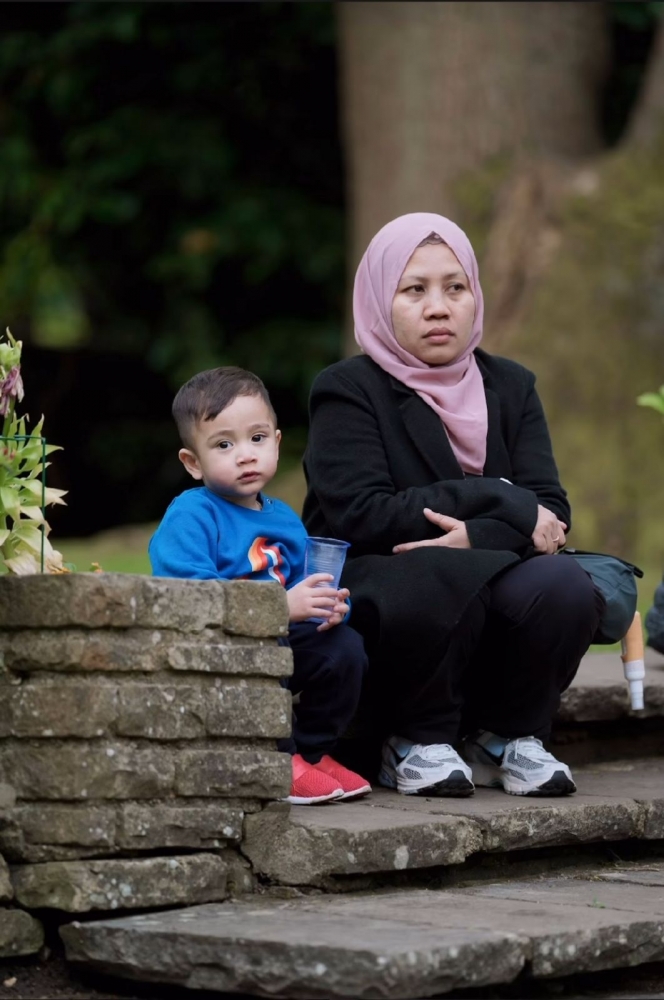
xmin=0 ymin=1 xmax=343 ymax=408
xmin=611 ymin=1 xmax=663 ymax=29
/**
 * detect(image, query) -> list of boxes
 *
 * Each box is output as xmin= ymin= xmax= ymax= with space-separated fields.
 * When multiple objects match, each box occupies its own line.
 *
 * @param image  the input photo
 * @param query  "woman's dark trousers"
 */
xmin=371 ymin=554 xmax=605 ymax=746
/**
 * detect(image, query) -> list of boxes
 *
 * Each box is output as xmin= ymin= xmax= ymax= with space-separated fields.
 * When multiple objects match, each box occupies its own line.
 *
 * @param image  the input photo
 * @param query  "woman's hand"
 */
xmin=286 ymin=575 xmax=349 ymax=629
xmin=532 ymin=504 xmax=567 ymax=555
xmin=393 ymin=507 xmax=470 ymax=553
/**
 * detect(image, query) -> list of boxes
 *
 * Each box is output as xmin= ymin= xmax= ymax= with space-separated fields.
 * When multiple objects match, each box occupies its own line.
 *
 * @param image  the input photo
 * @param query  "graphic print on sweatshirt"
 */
xmin=247 ymin=536 xmax=286 ymax=585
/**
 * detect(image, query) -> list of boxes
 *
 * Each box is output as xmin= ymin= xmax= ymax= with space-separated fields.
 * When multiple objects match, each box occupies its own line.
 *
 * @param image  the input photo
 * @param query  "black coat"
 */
xmin=302 ymin=350 xmax=570 ymax=647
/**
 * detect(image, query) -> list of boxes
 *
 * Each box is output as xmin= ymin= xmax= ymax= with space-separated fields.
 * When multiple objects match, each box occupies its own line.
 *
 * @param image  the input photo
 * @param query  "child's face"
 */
xmin=179 ymin=394 xmax=281 ymax=509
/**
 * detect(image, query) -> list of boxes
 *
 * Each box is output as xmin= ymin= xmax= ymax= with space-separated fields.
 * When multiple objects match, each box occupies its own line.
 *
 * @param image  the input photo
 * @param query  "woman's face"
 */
xmin=391 ymin=243 xmax=476 ymax=366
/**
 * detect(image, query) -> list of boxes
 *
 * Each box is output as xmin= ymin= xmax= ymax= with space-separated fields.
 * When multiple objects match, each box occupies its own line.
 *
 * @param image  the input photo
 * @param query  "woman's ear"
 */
xmin=179 ymin=448 xmax=203 ymax=480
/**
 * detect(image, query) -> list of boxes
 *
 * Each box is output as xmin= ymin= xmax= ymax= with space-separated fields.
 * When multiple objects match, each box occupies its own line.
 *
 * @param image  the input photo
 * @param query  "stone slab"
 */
xmin=0 ymin=854 xmax=12 ymax=901
xmin=0 ymin=676 xmax=290 ymax=740
xmin=60 ymin=863 xmax=664 ymax=998
xmin=0 ymin=803 xmax=117 ymax=861
xmin=0 ymin=679 xmax=118 ymax=738
xmin=116 ymin=679 xmax=291 ymax=740
xmin=0 ymin=574 xmax=287 ymax=635
xmin=0 ymin=908 xmax=44 ymax=958
xmin=0 ymin=741 xmax=287 ymax=802
xmin=0 ymin=782 xmax=15 ymax=810
xmin=167 ymin=640 xmax=293 ymax=677
xmin=175 ymin=748 xmax=290 ymax=799
xmin=0 ymin=800 xmax=251 ymax=862
xmin=243 ymin=758 xmax=664 ymax=885
xmin=558 ymin=648 xmax=664 ymax=722
xmin=0 ymin=741 xmax=175 ymax=800
xmin=61 ymin=899 xmax=525 ymax=998
xmin=223 ymin=580 xmax=289 ymax=637
xmin=12 ymin=853 xmax=227 ymax=913
xmin=243 ymin=802 xmax=483 ymax=884
xmin=117 ymin=802 xmax=244 ymax=851
xmin=594 ymin=865 xmax=664 ymax=887
xmin=0 ymin=628 xmax=293 ymax=677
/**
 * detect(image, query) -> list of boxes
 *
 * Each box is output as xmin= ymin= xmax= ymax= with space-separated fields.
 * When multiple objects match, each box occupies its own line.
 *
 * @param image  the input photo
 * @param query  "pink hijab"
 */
xmin=353 ymin=213 xmax=487 ymax=475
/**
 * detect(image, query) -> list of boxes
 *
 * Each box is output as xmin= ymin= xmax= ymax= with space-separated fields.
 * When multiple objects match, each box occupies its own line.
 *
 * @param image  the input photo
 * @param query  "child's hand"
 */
xmin=287 ymin=574 xmax=340 ymax=624
xmin=316 ymin=587 xmax=350 ymax=632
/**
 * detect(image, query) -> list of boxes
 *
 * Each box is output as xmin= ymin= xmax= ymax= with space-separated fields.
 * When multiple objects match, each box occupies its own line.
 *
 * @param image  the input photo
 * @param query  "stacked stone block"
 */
xmin=0 ymin=574 xmax=292 ymax=917
xmin=0 ymin=780 xmax=44 ymax=957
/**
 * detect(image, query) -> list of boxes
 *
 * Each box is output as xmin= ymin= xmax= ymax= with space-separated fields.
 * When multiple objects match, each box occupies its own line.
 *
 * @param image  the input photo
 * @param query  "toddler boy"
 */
xmin=149 ymin=366 xmax=370 ymax=804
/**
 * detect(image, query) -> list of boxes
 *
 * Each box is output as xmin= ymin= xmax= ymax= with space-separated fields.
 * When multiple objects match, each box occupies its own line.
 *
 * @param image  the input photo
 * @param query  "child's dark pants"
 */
xmin=277 ymin=621 xmax=368 ymax=762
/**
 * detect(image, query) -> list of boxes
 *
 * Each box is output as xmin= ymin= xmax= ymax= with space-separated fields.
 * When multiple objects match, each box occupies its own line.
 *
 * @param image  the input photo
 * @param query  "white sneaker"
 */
xmin=378 ymin=736 xmax=474 ymax=797
xmin=461 ymin=731 xmax=576 ymax=796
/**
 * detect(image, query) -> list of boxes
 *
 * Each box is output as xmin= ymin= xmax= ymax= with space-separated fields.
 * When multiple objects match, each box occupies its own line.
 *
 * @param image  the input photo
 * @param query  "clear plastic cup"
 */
xmin=304 ymin=536 xmax=350 ymax=623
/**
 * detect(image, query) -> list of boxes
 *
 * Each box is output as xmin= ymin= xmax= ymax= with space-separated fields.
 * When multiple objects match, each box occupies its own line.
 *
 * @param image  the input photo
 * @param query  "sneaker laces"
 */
xmin=508 ymin=737 xmax=558 ymax=764
xmin=409 ymin=743 xmax=460 ymax=762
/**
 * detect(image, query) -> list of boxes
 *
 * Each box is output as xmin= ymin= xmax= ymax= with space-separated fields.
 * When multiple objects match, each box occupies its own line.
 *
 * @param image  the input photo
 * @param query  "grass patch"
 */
xmin=58 ymin=525 xmax=155 ymax=575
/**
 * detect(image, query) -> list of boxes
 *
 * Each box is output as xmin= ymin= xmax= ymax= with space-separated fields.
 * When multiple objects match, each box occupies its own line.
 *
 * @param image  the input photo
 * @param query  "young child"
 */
xmin=149 ymin=366 xmax=370 ymax=804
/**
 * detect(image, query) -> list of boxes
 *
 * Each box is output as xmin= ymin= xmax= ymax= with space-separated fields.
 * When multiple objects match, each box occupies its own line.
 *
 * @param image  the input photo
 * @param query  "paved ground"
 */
xmin=59 ymin=860 xmax=664 ymax=998
xmin=2 ymin=949 xmax=664 ymax=1000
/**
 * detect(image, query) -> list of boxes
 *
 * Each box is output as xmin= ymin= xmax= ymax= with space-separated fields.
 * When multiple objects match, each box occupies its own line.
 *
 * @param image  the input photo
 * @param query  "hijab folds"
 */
xmin=353 ymin=212 xmax=487 ymax=475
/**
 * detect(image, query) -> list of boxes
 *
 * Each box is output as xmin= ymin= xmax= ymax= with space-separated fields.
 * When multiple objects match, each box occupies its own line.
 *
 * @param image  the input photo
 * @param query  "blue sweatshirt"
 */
xmin=149 ymin=486 xmax=307 ymax=587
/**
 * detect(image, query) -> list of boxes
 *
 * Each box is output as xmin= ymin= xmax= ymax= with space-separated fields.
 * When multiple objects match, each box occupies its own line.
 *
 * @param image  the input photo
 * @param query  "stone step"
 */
xmin=552 ymin=648 xmax=664 ymax=766
xmin=61 ymin=860 xmax=664 ymax=999
xmin=550 ymin=649 xmax=664 ymax=768
xmin=241 ymin=757 xmax=664 ymax=887
xmin=558 ymin=648 xmax=664 ymax=724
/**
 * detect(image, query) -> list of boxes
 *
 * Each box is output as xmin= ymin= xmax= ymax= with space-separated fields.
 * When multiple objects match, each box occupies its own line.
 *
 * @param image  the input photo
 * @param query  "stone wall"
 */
xmin=0 ymin=780 xmax=44 ymax=957
xmin=0 ymin=573 xmax=292 ymax=928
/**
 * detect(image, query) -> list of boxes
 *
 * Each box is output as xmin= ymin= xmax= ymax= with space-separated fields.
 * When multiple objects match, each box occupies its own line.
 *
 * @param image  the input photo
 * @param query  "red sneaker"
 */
xmin=285 ymin=754 xmax=344 ymax=805
xmin=313 ymin=755 xmax=372 ymax=800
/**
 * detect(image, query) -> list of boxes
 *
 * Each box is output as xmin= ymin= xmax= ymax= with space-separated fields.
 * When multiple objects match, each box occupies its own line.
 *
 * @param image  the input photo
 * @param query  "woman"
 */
xmin=302 ymin=213 xmax=604 ymax=798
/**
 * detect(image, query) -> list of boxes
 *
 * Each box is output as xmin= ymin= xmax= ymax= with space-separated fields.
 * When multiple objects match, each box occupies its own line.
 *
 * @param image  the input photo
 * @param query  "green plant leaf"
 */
xmin=19 ymin=505 xmax=45 ymax=522
xmin=27 ymin=462 xmax=51 ymax=479
xmin=44 ymin=486 xmax=67 ymax=506
xmin=0 ymin=485 xmax=20 ymax=520
xmin=18 ymin=479 xmax=42 ymax=496
xmin=11 ymin=524 xmax=44 ymax=552
xmin=636 ymin=392 xmax=664 ymax=414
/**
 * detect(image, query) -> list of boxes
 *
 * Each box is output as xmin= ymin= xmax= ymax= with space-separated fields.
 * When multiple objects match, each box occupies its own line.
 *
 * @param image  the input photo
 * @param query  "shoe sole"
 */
xmin=470 ymin=761 xmax=576 ymax=796
xmin=505 ymin=772 xmax=577 ymax=797
xmin=335 ymin=784 xmax=372 ymax=801
xmin=380 ymin=766 xmax=474 ymax=797
xmin=411 ymin=774 xmax=474 ymax=798
xmin=285 ymin=789 xmax=344 ymax=805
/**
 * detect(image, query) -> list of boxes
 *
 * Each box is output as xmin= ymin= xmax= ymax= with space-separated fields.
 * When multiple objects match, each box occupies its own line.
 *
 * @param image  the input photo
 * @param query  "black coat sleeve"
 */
xmin=463 ymin=375 xmax=570 ymax=551
xmin=305 ymin=367 xmax=539 ymax=554
xmin=508 ymin=380 xmax=571 ymax=530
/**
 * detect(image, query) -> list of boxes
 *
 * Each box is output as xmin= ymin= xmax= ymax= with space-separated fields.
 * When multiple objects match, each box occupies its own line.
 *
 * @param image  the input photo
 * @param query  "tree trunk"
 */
xmin=626 ymin=20 xmax=664 ymax=147
xmin=338 ymin=1 xmax=610 ymax=350
xmin=337 ymin=3 xmax=664 ymax=567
